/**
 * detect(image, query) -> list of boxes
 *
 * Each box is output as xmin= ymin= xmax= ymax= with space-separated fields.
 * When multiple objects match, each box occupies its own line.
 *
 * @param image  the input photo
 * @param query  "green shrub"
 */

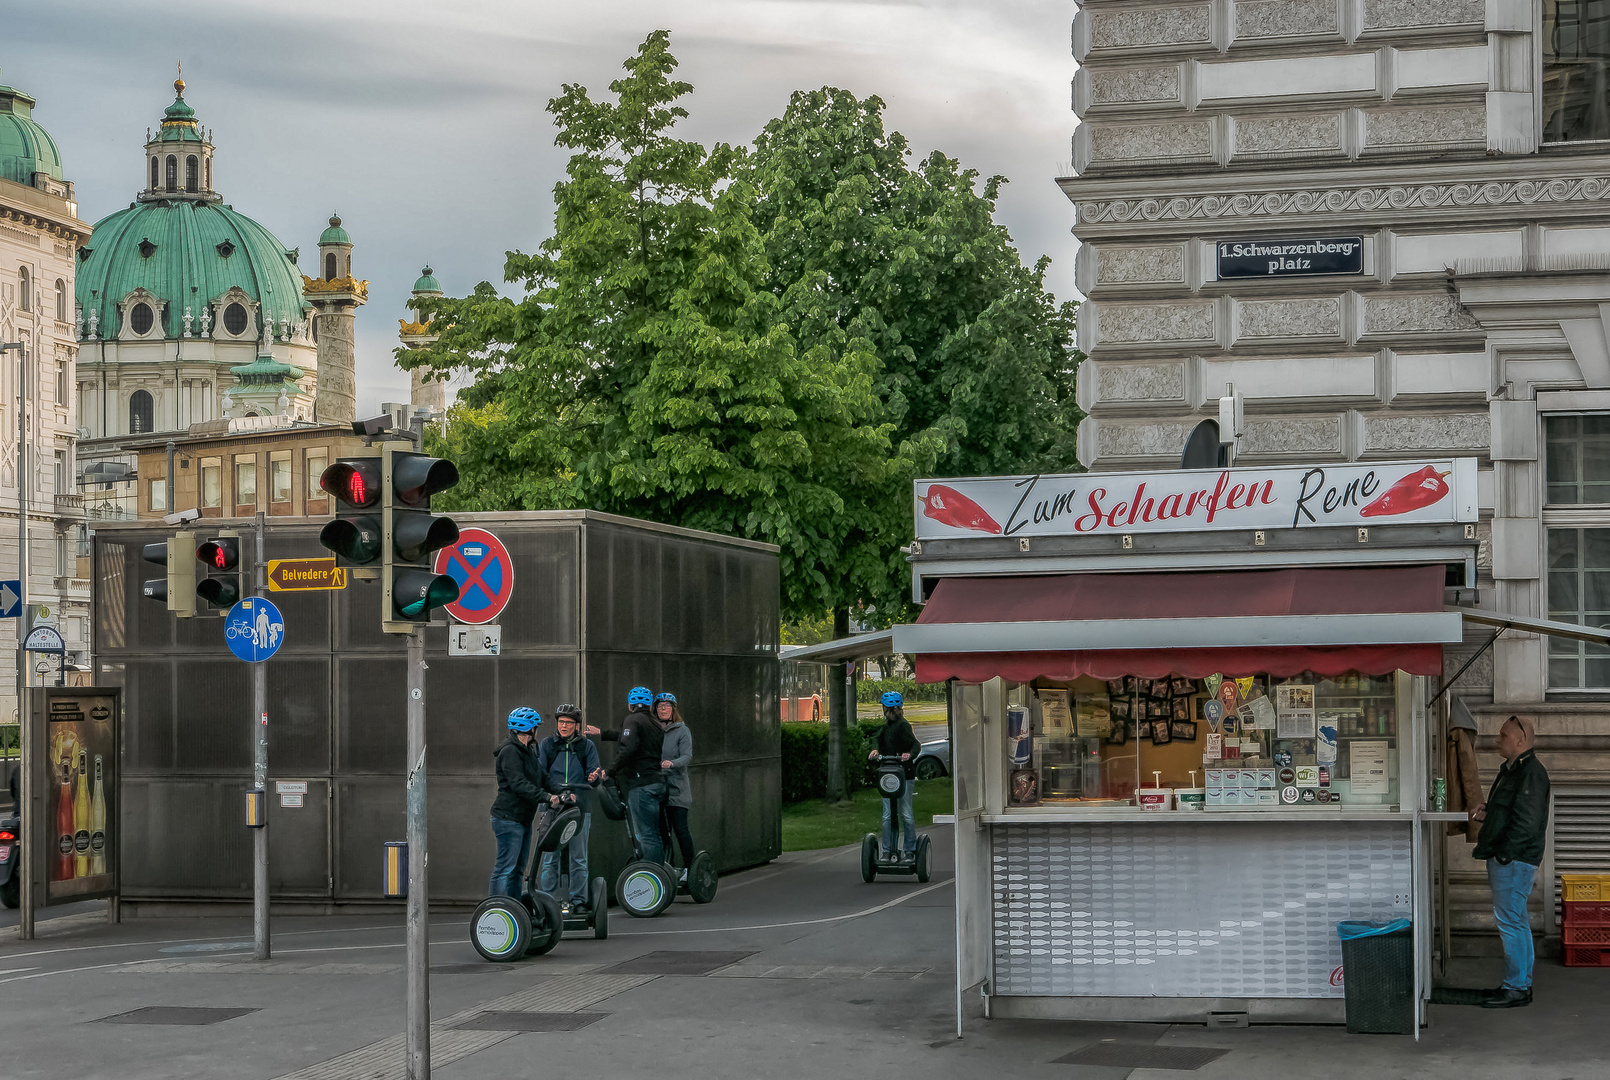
xmin=856 ymin=678 xmax=945 ymax=704
xmin=780 ymin=723 xmax=871 ymax=803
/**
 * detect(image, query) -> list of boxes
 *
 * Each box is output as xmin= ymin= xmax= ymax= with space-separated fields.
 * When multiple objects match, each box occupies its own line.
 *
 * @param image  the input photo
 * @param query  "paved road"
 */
xmin=1 ymin=827 xmax=1603 ymax=1080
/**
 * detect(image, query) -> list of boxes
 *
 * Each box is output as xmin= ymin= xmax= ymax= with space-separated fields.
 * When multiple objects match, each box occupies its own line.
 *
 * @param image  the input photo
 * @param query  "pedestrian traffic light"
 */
xmin=382 ymin=448 xmax=460 ymax=632
xmin=140 ymin=530 xmax=196 ymax=618
xmin=318 ymin=452 xmax=383 ymax=566
xmin=195 ymin=531 xmax=243 ymax=612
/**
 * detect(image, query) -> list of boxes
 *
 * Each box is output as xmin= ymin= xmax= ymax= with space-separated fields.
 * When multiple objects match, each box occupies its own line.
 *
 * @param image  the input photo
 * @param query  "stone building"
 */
xmin=1065 ymin=0 xmax=1610 ymax=953
xmin=0 ymin=78 xmax=94 ymax=717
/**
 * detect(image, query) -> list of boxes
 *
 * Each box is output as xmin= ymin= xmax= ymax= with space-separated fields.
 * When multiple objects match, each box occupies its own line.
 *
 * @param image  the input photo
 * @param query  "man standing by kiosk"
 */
xmin=1472 ymin=715 xmax=1550 ymax=1009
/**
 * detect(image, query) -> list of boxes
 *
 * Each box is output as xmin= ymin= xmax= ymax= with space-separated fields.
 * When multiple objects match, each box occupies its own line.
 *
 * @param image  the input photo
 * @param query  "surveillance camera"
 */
xmin=352 ymin=415 xmax=392 ymax=437
xmin=163 ymin=508 xmax=201 ymax=525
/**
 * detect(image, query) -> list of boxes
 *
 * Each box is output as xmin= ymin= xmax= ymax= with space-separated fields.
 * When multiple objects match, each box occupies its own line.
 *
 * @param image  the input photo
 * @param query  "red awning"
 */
xmin=909 ymin=566 xmax=1447 ymax=683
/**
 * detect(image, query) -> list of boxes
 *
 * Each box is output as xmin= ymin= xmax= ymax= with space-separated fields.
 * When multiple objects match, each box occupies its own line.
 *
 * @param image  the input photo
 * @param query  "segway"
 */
xmin=540 ymin=787 xmax=609 ymax=940
xmin=597 ymin=776 xmax=677 ymax=918
xmin=470 ymin=795 xmax=584 ymax=962
xmin=861 ymin=754 xmax=931 ymax=883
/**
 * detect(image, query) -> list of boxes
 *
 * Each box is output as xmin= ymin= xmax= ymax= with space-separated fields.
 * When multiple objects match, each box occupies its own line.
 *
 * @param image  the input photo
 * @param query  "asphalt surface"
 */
xmin=1 ymin=824 xmax=1605 ymax=1080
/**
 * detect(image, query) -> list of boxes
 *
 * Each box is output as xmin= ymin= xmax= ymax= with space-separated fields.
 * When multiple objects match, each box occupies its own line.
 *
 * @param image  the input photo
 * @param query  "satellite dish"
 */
xmin=1181 ymin=419 xmax=1228 ymax=469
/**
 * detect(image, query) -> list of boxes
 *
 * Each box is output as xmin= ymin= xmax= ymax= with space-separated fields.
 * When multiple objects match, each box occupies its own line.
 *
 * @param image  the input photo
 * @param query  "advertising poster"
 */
xmin=1275 ymin=685 xmax=1316 ymax=739
xmin=41 ymin=690 xmax=118 ymax=902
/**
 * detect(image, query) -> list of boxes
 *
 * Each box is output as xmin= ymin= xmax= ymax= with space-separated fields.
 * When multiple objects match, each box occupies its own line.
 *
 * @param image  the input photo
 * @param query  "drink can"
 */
xmin=1433 ymin=776 xmax=1447 ymax=812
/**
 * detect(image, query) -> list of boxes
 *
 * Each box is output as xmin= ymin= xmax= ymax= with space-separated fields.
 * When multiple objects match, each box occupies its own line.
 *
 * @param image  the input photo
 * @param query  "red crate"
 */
xmin=1563 ymin=944 xmax=1610 ymax=968
xmin=1565 ymin=900 xmax=1610 ymax=926
xmin=1565 ymin=923 xmax=1610 ymax=945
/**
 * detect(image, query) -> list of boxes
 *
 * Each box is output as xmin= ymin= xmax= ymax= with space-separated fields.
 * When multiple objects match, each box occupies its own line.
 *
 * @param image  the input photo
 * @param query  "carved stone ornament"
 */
xmin=183 ymin=306 xmax=193 ymax=338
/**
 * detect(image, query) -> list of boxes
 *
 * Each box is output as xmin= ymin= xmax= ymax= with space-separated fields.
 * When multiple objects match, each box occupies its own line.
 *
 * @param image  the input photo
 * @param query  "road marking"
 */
xmin=614 ymin=877 xmax=953 ymax=936
xmin=0 ymin=957 xmax=159 ymax=985
xmin=0 ymin=921 xmax=407 ymax=962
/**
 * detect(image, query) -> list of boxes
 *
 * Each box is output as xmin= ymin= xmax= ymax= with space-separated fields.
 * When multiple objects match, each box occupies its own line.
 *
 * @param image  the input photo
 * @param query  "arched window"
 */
xmin=129 ymin=390 xmax=153 ymax=434
xmin=55 ymin=280 xmax=66 ymax=322
xmin=325 ymin=252 xmax=337 ymax=281
xmin=129 ymin=302 xmax=154 ymax=335
xmin=205 ymin=157 xmax=211 ymax=189
xmin=17 ymin=266 xmax=29 ymax=311
xmin=185 ymin=156 xmax=198 ymax=191
xmin=151 ymin=157 xmax=159 ymax=190
xmin=165 ymin=155 xmax=177 ymax=191
xmin=223 ymin=303 xmax=248 ymax=336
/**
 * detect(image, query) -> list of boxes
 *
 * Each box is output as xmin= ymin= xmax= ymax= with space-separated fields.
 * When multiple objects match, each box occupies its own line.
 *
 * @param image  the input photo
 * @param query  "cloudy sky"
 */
xmin=8 ymin=0 xmax=1077 ymax=413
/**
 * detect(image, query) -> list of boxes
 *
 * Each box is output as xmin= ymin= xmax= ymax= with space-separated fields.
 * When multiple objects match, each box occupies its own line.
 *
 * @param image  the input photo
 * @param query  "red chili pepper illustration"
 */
xmin=919 ymin=484 xmax=1003 ymax=534
xmin=1360 ymin=465 xmax=1450 ymax=517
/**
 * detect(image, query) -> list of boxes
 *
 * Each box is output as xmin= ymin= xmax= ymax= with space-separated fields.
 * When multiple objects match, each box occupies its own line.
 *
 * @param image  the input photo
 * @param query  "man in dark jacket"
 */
xmin=867 ymin=692 xmax=923 ymax=861
xmin=590 ymin=687 xmax=668 ymax=863
xmin=535 ymin=705 xmax=604 ymax=912
xmin=1472 ymin=715 xmax=1550 ymax=1008
xmin=488 ymin=707 xmax=546 ymax=898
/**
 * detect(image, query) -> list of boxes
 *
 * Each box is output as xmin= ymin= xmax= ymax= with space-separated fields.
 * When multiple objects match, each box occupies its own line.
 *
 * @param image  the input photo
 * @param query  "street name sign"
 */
xmin=266 ymin=558 xmax=348 ymax=592
xmin=1216 ymin=236 xmax=1364 ymax=279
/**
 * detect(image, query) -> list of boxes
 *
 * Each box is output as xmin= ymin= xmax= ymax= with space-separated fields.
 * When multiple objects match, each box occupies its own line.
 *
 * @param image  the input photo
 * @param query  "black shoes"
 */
xmin=1481 ymin=987 xmax=1532 ymax=1009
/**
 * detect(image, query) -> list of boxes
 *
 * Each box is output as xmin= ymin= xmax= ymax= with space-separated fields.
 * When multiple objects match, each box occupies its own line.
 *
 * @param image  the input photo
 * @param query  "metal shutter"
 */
xmin=1552 ymin=786 xmax=1610 ymax=927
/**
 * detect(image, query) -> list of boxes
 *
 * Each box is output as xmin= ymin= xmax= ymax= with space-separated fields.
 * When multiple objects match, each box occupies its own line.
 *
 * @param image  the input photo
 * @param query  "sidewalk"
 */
xmin=2 ymin=829 xmax=1605 ymax=1080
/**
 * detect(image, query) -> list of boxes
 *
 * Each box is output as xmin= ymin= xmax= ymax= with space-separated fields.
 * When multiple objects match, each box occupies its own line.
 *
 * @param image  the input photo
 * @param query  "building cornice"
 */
xmin=0 ymin=176 xmax=90 ymax=245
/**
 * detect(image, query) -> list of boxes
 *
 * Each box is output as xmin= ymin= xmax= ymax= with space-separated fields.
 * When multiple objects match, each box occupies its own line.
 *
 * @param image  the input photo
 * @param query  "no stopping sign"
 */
xmin=433 ymin=527 xmax=514 ymax=624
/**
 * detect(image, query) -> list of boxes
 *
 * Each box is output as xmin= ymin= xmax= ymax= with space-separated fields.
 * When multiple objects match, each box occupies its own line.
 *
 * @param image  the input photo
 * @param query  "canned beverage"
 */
xmin=1433 ymin=776 xmax=1447 ymax=812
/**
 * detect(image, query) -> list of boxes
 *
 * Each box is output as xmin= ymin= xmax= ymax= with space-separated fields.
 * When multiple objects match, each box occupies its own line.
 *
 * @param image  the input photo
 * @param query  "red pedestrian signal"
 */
xmin=319 ymin=454 xmax=385 ymax=566
xmin=195 ymin=533 xmax=243 ymax=611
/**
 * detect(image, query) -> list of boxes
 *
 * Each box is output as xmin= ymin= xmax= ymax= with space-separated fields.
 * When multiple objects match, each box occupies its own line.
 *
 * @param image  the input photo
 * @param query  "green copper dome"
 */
xmin=412 ymin=265 xmax=441 ymax=293
xmin=76 ymin=200 xmax=309 ymax=339
xmin=0 ymin=84 xmax=64 ymax=187
xmin=319 ymin=213 xmax=350 ymax=245
xmin=157 ymin=77 xmax=203 ymax=144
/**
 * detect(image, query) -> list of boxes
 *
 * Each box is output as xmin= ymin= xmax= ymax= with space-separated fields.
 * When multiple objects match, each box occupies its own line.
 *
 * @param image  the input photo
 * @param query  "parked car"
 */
xmin=915 ymin=738 xmax=949 ymax=780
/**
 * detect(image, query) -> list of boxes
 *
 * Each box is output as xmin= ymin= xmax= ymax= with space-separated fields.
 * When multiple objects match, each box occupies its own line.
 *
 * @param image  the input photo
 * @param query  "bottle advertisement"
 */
xmin=41 ymin=690 xmax=117 ymax=902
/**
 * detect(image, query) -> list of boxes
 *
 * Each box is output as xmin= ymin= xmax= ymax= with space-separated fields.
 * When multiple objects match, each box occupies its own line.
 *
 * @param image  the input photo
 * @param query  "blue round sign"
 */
xmin=225 ymin=597 xmax=286 ymax=663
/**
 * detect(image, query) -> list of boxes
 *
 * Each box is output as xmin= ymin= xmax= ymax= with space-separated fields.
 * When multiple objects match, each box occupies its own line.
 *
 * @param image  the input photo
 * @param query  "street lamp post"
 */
xmin=1 ymin=339 xmax=31 ymax=939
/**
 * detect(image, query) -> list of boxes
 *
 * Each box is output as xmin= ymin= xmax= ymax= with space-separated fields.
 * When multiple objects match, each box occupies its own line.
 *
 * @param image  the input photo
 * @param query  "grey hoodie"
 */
xmin=661 ymin=721 xmax=693 ymax=808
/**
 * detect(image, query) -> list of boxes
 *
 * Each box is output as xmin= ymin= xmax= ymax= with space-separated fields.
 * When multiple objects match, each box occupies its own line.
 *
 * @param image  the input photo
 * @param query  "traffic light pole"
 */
xmin=252 ymin=511 xmax=270 ymax=961
xmin=405 ymin=625 xmax=429 ymax=1079
xmin=4 ymin=338 xmax=33 ymax=941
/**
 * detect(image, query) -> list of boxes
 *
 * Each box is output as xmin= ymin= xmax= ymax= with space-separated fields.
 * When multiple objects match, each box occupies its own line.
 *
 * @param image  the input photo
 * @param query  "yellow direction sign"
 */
xmin=266 ymin=558 xmax=348 ymax=592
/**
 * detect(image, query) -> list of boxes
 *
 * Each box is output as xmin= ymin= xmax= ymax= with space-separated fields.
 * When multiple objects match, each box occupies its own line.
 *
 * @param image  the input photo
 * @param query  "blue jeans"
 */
xmin=538 ymin=809 xmax=592 ymax=905
xmin=628 ymin=781 xmax=667 ymax=864
xmin=488 ymin=816 xmax=531 ymax=899
xmin=881 ymin=784 xmax=917 ymax=857
xmin=1488 ymin=858 xmax=1538 ymax=991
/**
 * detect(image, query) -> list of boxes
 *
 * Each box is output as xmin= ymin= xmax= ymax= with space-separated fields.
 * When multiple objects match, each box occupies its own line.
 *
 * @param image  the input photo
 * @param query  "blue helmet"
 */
xmin=627 ymin=686 xmax=654 ymax=708
xmin=507 ymin=707 xmax=541 ymax=733
xmin=654 ymin=692 xmax=677 ymax=705
xmin=881 ymin=691 xmax=903 ymax=709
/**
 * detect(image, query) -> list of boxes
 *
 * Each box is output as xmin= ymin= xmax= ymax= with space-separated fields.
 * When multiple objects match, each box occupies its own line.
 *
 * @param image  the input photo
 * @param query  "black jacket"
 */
xmin=490 ymin=734 xmax=547 ymax=823
xmin=601 ymin=708 xmax=665 ymax=787
xmin=875 ymin=716 xmax=924 ymax=780
xmin=1473 ymin=748 xmax=1550 ymax=866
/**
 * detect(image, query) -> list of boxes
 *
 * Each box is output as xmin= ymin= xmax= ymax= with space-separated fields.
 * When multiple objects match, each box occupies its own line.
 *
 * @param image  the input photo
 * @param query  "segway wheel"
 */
xmin=860 ymin=833 xmax=877 ymax=883
xmin=688 ymin=850 xmax=718 ymax=904
xmin=526 ymin=891 xmax=564 ymax=955
xmin=617 ymin=860 xmax=672 ymax=918
xmin=915 ymin=834 xmax=931 ymax=884
xmin=591 ymin=877 xmax=609 ymax=940
xmin=470 ymin=896 xmax=531 ymax=962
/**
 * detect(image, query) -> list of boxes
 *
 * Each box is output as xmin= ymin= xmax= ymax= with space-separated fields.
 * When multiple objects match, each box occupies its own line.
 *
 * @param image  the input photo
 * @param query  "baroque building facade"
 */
xmin=1065 ymin=0 xmax=1610 ymax=952
xmin=0 ymin=78 xmax=94 ymax=719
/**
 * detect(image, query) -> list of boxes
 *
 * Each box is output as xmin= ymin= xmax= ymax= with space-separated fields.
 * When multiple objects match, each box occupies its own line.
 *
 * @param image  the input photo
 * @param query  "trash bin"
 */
xmin=1337 ymin=919 xmax=1413 ymax=1034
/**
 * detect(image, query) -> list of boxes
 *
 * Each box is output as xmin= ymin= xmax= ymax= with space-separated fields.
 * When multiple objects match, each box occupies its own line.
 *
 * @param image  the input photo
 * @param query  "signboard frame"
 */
xmin=27 ymin=686 xmax=120 ymax=908
xmin=1215 ymin=236 xmax=1365 ymax=279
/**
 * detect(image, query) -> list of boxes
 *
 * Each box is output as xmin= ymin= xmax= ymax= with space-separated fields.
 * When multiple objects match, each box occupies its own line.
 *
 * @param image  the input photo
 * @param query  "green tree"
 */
xmin=400 ymin=32 xmax=913 ymax=618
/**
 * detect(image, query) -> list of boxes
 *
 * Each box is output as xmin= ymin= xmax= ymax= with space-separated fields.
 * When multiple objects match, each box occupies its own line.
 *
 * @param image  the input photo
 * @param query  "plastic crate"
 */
xmin=1565 ymin=900 xmax=1610 ymax=926
xmin=1564 ymin=923 xmax=1610 ymax=945
xmin=1563 ymin=944 xmax=1610 ymax=968
xmin=1561 ymin=874 xmax=1610 ymax=902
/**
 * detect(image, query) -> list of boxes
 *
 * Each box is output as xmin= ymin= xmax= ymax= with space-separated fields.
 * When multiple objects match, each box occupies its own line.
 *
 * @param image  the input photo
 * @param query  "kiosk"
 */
xmin=894 ymin=461 xmax=1481 ymax=1030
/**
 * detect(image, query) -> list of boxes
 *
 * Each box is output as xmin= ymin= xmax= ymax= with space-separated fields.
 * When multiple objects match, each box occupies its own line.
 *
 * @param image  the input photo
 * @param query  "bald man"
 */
xmin=1471 ymin=715 xmax=1550 ymax=1008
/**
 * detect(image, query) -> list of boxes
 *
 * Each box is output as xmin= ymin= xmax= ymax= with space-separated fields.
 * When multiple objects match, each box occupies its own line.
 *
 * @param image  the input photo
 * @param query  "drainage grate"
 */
xmin=606 ymin=950 xmax=754 ymax=976
xmin=1054 ymin=1043 xmax=1228 ymax=1071
xmin=452 ymin=1011 xmax=607 ymax=1032
xmin=95 ymin=1006 xmax=258 ymax=1026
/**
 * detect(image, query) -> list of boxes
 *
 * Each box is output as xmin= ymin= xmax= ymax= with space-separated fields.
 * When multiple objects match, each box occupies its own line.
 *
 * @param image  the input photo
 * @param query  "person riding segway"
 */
xmin=862 ymin=692 xmax=930 ymax=883
xmin=655 ymin=692 xmax=717 ymax=904
xmin=535 ymin=704 xmax=609 ymax=938
xmin=471 ymin=708 xmax=565 ymax=961
xmin=589 ymin=687 xmax=677 ymax=917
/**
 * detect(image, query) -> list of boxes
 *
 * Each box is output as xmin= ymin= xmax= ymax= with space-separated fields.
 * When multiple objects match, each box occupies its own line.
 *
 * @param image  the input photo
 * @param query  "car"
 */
xmin=915 ymin=738 xmax=949 ymax=780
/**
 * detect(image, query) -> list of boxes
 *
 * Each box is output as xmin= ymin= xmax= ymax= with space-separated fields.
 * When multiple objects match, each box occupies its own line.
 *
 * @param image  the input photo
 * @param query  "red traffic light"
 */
xmin=321 ymin=459 xmax=382 ymax=508
xmin=196 ymin=537 xmax=240 ymax=571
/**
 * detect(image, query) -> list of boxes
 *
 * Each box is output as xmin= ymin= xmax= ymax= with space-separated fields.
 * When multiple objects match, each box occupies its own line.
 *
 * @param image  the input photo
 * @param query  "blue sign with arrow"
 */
xmin=225 ymin=597 xmax=285 ymax=663
xmin=0 ymin=580 xmax=20 ymax=619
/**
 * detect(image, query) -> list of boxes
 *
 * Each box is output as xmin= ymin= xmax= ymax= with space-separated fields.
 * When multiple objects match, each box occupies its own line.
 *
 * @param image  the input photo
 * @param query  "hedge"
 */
xmin=856 ymin=678 xmax=946 ymax=704
xmin=781 ymin=723 xmax=872 ymax=803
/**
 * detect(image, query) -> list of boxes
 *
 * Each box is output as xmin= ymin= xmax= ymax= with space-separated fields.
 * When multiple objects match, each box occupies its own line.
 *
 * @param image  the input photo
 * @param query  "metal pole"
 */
xmin=253 ymin=510 xmax=269 ymax=960
xmin=4 ymin=339 xmax=33 ymax=940
xmin=405 ymin=626 xmax=429 ymax=1079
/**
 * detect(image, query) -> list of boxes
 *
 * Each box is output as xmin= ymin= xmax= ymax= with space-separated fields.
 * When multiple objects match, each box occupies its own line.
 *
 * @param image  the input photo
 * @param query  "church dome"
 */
xmin=319 ymin=213 xmax=350 ymax=245
xmin=76 ymin=200 xmax=308 ymax=338
xmin=412 ymin=266 xmax=441 ymax=293
xmin=0 ymin=83 xmax=64 ymax=187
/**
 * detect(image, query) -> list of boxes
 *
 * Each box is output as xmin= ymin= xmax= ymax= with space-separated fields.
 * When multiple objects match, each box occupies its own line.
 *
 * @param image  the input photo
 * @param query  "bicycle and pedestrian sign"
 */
xmin=225 ymin=597 xmax=285 ymax=663
xmin=265 ymin=557 xmax=348 ymax=592
xmin=432 ymin=527 xmax=514 ymax=625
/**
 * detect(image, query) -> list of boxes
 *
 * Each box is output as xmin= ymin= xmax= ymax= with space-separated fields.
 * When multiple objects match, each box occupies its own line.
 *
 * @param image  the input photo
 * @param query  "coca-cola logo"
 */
xmin=1330 ymin=965 xmax=1345 ymax=986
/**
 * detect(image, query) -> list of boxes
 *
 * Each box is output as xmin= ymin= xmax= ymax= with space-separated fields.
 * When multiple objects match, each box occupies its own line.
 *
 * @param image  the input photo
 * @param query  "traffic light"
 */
xmin=195 ymin=531 xmax=243 ymax=612
xmin=382 ymin=448 xmax=461 ymax=631
xmin=140 ymin=530 xmax=196 ymax=618
xmin=318 ymin=452 xmax=383 ymax=566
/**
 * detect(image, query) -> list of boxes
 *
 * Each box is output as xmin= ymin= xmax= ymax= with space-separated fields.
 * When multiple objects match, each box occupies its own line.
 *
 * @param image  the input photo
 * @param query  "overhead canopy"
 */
xmin=895 ymin=566 xmax=1457 ymax=683
xmin=779 ymin=629 xmax=893 ymax=664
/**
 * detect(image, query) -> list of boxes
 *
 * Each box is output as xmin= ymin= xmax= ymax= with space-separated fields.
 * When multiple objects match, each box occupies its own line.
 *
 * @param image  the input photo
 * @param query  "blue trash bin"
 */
xmin=1337 ymin=919 xmax=1413 ymax=1034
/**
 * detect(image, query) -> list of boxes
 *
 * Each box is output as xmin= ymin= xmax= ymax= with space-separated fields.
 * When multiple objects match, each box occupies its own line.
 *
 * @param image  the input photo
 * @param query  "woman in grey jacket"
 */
xmin=655 ymin=693 xmax=697 ymax=875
